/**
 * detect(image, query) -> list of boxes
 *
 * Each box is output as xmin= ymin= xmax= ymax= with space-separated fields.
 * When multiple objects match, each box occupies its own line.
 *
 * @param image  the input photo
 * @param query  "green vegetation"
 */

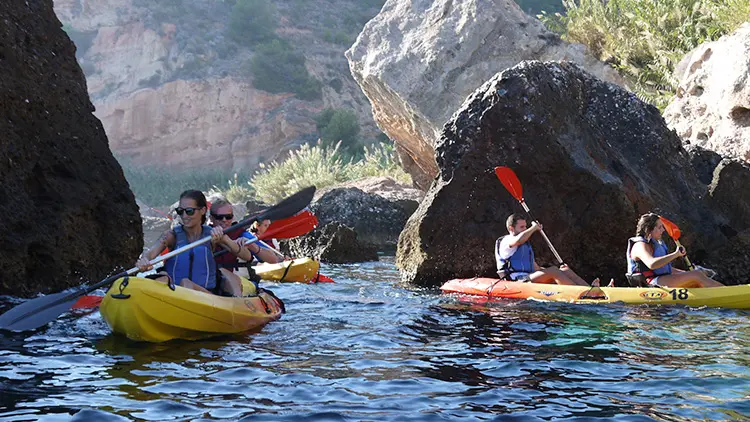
xmin=118 ymin=157 xmax=251 ymax=207
xmin=315 ymin=108 xmax=361 ymax=154
xmin=228 ymin=0 xmax=278 ymax=46
xmin=248 ymin=39 xmax=322 ymax=100
xmin=250 ymin=141 xmax=412 ymax=204
xmin=515 ymin=0 xmax=564 ymax=14
xmin=540 ymin=0 xmax=750 ymax=108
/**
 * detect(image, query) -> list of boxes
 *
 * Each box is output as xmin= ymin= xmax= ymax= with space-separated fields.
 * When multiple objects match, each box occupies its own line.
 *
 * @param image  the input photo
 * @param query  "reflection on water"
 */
xmin=1 ymin=256 xmax=749 ymax=420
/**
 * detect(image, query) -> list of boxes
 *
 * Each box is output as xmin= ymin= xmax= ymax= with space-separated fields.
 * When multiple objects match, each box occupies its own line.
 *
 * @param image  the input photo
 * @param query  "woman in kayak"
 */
xmin=210 ymin=198 xmax=279 ymax=266
xmin=135 ymin=190 xmax=258 ymax=295
xmin=496 ymin=213 xmax=597 ymax=286
xmin=626 ymin=213 xmax=723 ymax=288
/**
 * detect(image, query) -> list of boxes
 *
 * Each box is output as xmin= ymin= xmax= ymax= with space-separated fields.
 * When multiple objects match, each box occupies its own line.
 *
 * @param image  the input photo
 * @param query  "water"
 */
xmin=1 ymin=256 xmax=749 ymax=421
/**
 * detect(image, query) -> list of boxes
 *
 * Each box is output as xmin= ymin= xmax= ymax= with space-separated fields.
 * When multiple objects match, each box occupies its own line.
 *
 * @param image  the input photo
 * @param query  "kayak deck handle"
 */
xmin=110 ymin=277 xmax=132 ymax=300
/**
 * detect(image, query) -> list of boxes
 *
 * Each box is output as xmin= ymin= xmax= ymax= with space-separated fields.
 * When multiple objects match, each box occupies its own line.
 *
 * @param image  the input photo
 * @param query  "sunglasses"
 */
xmin=175 ymin=207 xmax=201 ymax=216
xmin=211 ymin=213 xmax=234 ymax=221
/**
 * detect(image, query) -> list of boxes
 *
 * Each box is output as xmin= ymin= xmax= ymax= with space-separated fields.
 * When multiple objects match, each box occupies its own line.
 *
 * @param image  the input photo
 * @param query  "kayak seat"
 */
xmin=625 ymin=273 xmax=648 ymax=288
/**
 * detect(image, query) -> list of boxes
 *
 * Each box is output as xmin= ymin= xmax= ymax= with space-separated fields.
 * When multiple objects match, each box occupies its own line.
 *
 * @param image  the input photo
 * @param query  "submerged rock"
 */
xmin=0 ymin=0 xmax=142 ymax=296
xmin=397 ymin=61 xmax=746 ymax=286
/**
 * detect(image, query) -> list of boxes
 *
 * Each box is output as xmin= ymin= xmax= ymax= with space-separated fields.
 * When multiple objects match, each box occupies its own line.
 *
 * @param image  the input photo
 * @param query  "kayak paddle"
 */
xmin=494 ymin=166 xmax=565 ymax=266
xmin=659 ymin=216 xmax=695 ymax=270
xmin=261 ymin=209 xmax=318 ymax=240
xmin=0 ymin=186 xmax=316 ymax=331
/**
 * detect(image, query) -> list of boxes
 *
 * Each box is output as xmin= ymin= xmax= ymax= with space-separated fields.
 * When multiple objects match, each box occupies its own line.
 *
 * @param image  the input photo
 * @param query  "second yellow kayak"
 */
xmin=254 ymin=257 xmax=325 ymax=283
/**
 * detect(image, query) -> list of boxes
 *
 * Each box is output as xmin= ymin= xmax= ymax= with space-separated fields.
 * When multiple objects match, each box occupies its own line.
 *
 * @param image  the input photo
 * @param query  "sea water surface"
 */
xmin=1 ymin=256 xmax=749 ymax=421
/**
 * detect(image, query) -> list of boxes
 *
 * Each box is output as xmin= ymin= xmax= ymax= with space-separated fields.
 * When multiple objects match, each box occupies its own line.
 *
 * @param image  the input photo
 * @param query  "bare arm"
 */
xmin=135 ymin=230 xmax=175 ymax=270
xmin=631 ymin=242 xmax=682 ymax=270
xmin=506 ymin=222 xmax=541 ymax=247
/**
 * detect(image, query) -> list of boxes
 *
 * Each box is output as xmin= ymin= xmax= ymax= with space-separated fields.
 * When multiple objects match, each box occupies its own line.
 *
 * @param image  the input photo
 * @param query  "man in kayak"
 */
xmin=496 ymin=213 xmax=596 ymax=286
xmin=626 ymin=213 xmax=723 ymax=288
xmin=135 ymin=190 xmax=259 ymax=296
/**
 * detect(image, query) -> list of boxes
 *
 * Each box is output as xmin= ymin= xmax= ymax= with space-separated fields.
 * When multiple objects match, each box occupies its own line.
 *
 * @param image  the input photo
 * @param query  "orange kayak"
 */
xmin=441 ymin=277 xmax=750 ymax=309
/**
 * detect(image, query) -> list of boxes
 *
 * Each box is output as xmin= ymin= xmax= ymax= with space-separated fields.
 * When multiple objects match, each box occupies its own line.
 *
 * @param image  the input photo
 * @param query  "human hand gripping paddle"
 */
xmin=0 ymin=186 xmax=317 ymax=331
xmin=494 ymin=166 xmax=565 ymax=266
xmin=659 ymin=216 xmax=695 ymax=270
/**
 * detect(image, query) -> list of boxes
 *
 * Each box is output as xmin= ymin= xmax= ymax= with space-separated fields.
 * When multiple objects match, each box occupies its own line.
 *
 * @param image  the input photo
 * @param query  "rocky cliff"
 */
xmin=665 ymin=23 xmax=750 ymax=164
xmin=0 ymin=0 xmax=142 ymax=296
xmin=347 ymin=0 xmax=625 ymax=189
xmin=54 ymin=0 xmax=384 ymax=172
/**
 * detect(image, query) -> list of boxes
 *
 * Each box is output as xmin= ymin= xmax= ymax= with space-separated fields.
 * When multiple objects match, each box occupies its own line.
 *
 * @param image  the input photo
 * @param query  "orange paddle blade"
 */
xmin=659 ymin=216 xmax=682 ymax=240
xmin=262 ymin=209 xmax=318 ymax=240
xmin=314 ymin=274 xmax=335 ymax=283
xmin=494 ymin=166 xmax=523 ymax=202
xmin=71 ymin=295 xmax=102 ymax=309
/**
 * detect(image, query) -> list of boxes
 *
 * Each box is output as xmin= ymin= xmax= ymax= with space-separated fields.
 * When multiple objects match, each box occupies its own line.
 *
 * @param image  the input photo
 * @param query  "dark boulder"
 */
xmin=282 ymin=223 xmax=378 ymax=264
xmin=0 ymin=0 xmax=142 ymax=296
xmin=397 ymin=61 xmax=744 ymax=286
xmin=686 ymin=145 xmax=724 ymax=186
xmin=311 ymin=187 xmax=415 ymax=250
xmin=706 ymin=159 xmax=750 ymax=235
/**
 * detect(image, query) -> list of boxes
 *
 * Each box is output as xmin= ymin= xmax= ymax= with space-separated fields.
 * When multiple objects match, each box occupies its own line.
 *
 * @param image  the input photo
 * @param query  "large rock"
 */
xmin=664 ymin=23 xmax=750 ymax=163
xmin=706 ymin=159 xmax=750 ymax=235
xmin=311 ymin=186 xmax=417 ymax=249
xmin=397 ymin=61 xmax=742 ymax=286
xmin=0 ymin=0 xmax=142 ymax=296
xmin=347 ymin=0 xmax=625 ymax=189
xmin=282 ymin=223 xmax=378 ymax=264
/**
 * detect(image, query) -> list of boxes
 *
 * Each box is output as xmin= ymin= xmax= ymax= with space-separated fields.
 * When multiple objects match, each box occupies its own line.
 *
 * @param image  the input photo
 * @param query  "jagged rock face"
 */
xmin=0 ymin=0 xmax=142 ymax=296
xmin=282 ymin=223 xmax=379 ymax=264
xmin=347 ymin=0 xmax=625 ymax=189
xmin=53 ymin=0 xmax=383 ymax=172
xmin=396 ymin=61 xmax=740 ymax=287
xmin=664 ymin=23 xmax=750 ymax=163
xmin=707 ymin=159 xmax=750 ymax=235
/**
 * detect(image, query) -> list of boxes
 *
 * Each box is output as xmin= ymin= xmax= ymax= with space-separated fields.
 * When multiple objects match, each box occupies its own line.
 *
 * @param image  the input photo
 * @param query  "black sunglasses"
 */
xmin=211 ymin=213 xmax=234 ymax=221
xmin=175 ymin=207 xmax=200 ymax=216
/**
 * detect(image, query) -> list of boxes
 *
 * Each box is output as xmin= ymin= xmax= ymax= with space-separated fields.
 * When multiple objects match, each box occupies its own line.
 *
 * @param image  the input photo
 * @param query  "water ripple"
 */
xmin=1 ymin=257 xmax=748 ymax=420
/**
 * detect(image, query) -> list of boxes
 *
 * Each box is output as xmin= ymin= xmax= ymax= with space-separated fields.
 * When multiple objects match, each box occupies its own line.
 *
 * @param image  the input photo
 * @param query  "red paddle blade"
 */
xmin=71 ymin=295 xmax=102 ymax=309
xmin=261 ymin=210 xmax=318 ymax=240
xmin=494 ymin=166 xmax=523 ymax=202
xmin=659 ymin=216 xmax=682 ymax=240
xmin=314 ymin=274 xmax=335 ymax=283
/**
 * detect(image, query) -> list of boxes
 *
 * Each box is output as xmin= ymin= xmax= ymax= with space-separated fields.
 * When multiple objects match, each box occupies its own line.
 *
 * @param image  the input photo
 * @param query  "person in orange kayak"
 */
xmin=495 ymin=213 xmax=596 ymax=286
xmin=210 ymin=198 xmax=279 ymax=266
xmin=135 ymin=190 xmax=258 ymax=296
xmin=626 ymin=213 xmax=723 ymax=288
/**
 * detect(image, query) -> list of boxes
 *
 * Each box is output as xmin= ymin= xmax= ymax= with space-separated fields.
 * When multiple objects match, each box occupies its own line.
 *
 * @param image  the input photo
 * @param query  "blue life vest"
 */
xmin=495 ymin=236 xmax=535 ymax=275
xmin=165 ymin=225 xmax=217 ymax=289
xmin=626 ymin=236 xmax=671 ymax=276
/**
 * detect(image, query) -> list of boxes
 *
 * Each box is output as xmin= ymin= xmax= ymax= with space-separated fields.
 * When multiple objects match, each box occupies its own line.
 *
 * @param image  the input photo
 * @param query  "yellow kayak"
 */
xmin=100 ymin=276 xmax=283 ymax=342
xmin=441 ymin=277 xmax=750 ymax=309
xmin=254 ymin=257 xmax=325 ymax=283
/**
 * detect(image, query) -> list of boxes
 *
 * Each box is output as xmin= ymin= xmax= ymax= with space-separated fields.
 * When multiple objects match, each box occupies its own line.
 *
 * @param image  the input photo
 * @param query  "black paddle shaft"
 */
xmin=0 ymin=186 xmax=316 ymax=332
